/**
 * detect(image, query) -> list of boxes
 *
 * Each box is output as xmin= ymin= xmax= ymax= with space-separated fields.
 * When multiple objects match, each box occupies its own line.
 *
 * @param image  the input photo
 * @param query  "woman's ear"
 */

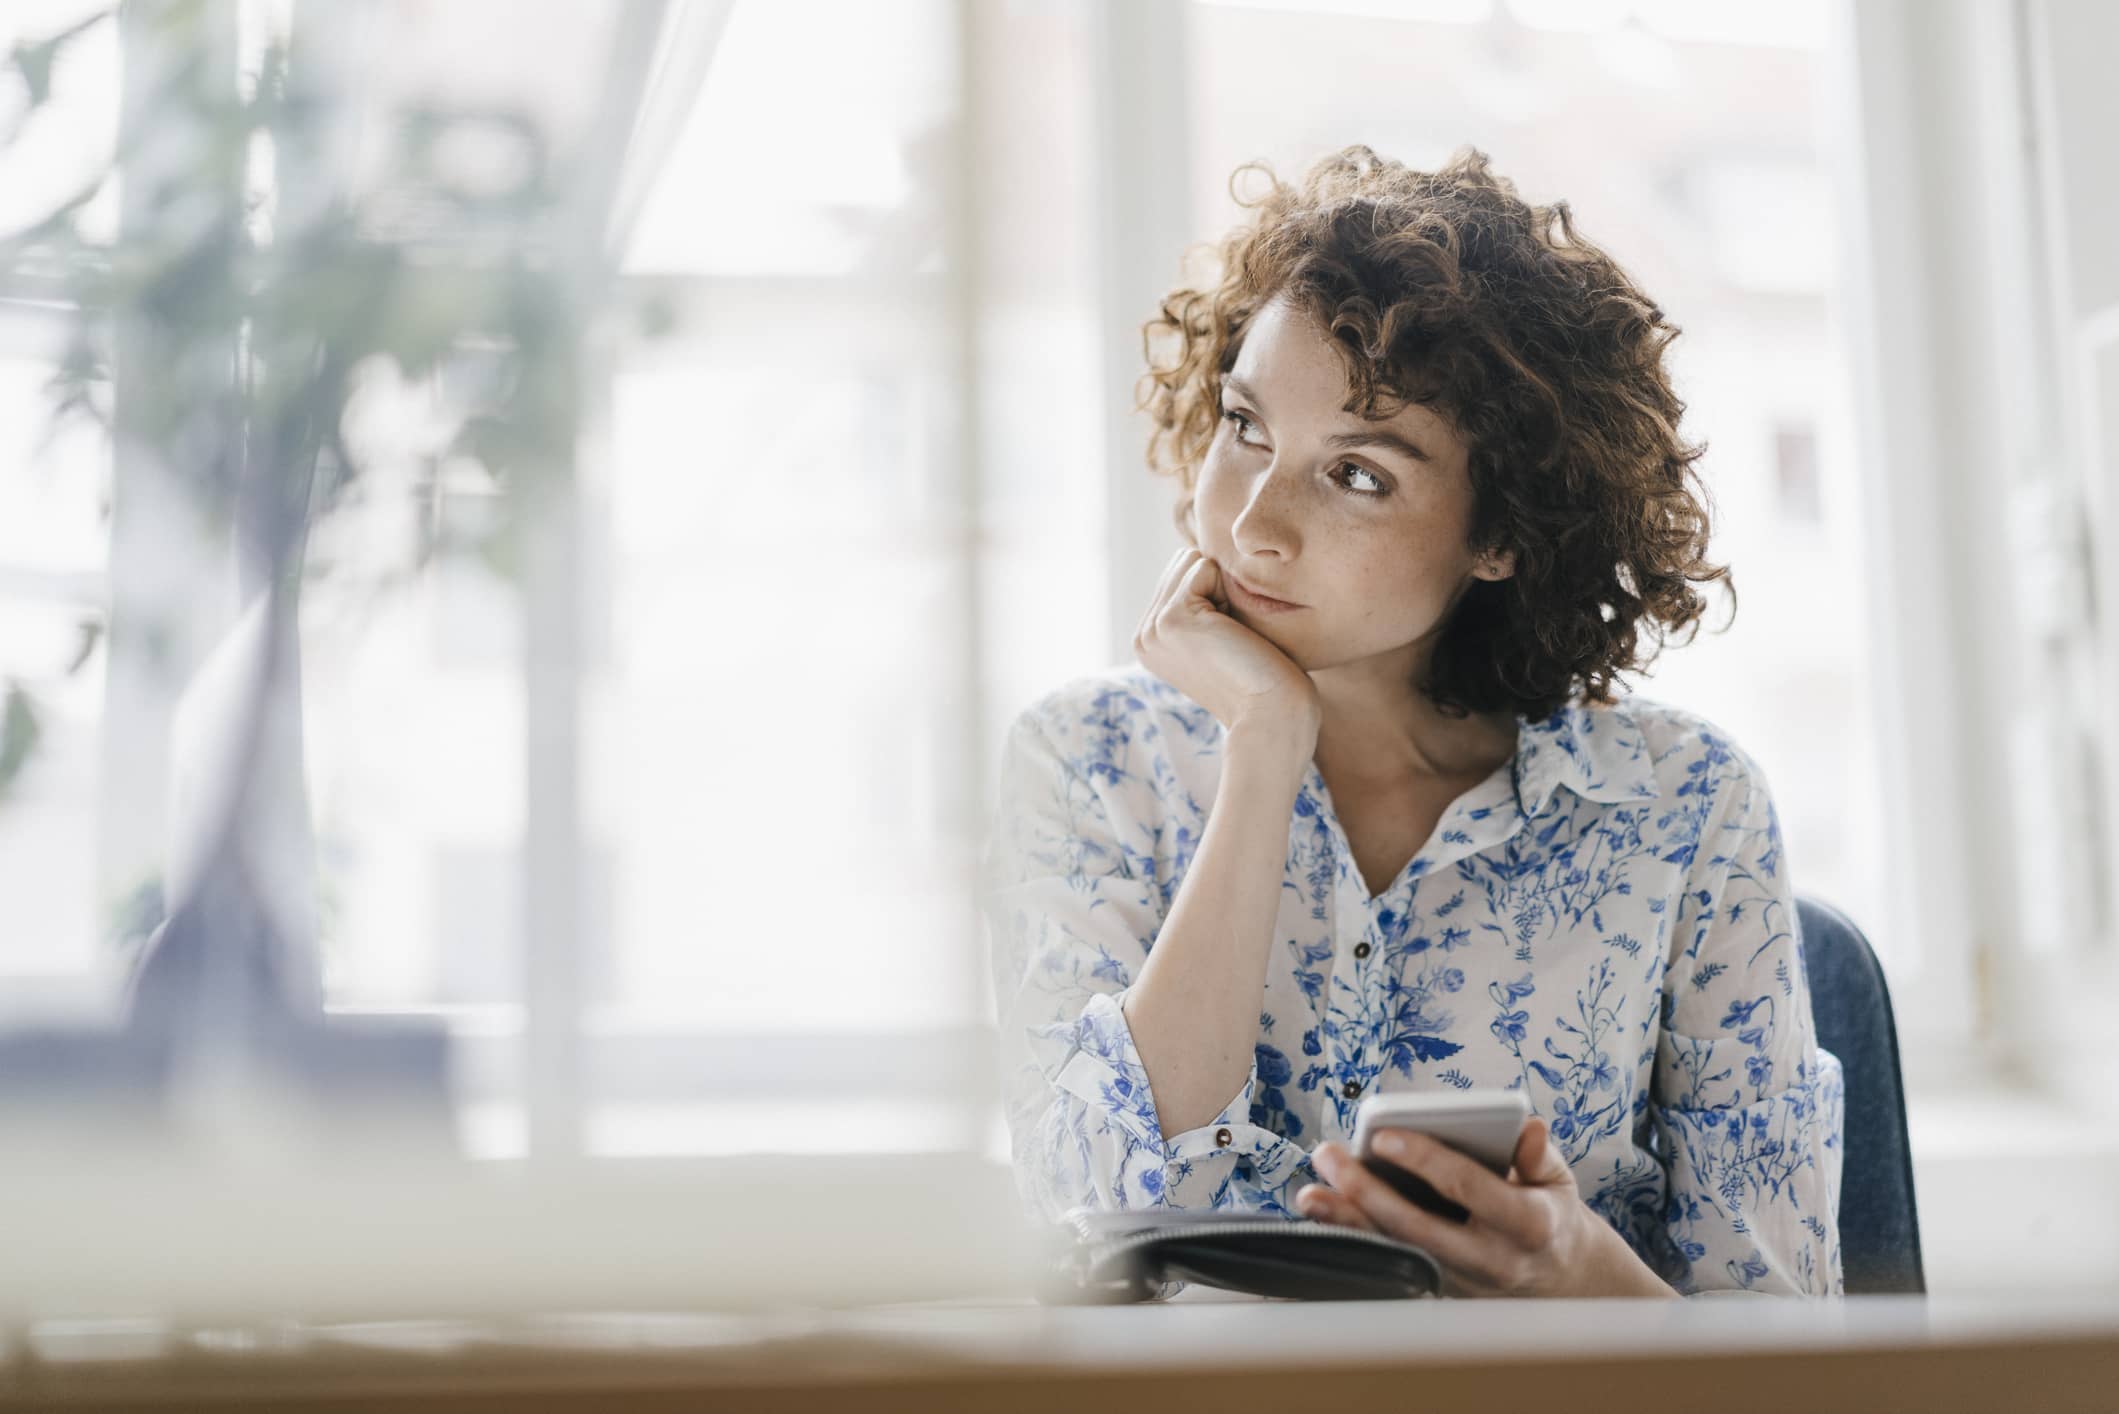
xmin=1475 ymin=547 xmax=1516 ymax=581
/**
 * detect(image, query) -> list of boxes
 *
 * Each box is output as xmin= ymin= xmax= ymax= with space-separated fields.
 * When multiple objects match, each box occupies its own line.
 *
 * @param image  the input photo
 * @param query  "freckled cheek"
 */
xmin=1335 ymin=556 xmax=1453 ymax=630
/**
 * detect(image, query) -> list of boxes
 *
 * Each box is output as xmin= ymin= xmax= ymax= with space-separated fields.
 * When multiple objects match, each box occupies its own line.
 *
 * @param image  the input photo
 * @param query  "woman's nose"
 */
xmin=1231 ymin=466 xmax=1302 ymax=558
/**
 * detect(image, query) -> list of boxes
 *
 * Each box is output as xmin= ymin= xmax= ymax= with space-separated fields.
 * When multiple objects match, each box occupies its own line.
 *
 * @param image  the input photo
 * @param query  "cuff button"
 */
xmin=1214 ymin=1127 xmax=1233 ymax=1148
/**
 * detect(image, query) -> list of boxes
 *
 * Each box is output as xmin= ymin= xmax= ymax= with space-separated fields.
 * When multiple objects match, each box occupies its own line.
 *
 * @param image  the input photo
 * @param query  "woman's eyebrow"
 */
xmin=1220 ymin=372 xmax=1431 ymax=463
xmin=1326 ymin=425 xmax=1431 ymax=464
xmin=1220 ymin=373 xmax=1266 ymax=409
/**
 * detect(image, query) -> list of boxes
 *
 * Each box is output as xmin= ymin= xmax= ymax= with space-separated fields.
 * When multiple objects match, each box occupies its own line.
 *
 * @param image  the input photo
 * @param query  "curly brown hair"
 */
xmin=1138 ymin=144 xmax=1732 ymax=723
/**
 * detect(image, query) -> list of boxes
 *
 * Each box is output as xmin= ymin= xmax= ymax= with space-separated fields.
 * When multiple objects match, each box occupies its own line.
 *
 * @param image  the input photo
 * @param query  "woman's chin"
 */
xmin=1261 ymin=629 xmax=1316 ymax=668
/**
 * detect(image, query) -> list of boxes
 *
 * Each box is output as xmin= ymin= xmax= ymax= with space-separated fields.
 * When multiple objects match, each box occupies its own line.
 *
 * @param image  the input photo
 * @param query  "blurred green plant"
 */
xmin=0 ymin=1 xmax=629 ymax=799
xmin=0 ymin=686 xmax=40 ymax=803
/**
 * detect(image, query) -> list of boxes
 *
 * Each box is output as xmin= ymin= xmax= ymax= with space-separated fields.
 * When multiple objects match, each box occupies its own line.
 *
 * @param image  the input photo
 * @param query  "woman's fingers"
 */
xmin=1169 ymin=553 xmax=1222 ymax=616
xmin=1129 ymin=539 xmax=1318 ymax=734
xmin=1151 ymin=555 xmax=1217 ymax=637
xmin=1369 ymin=1128 xmax=1540 ymax=1246
xmin=1186 ymin=553 xmax=1228 ymax=612
xmin=1136 ymin=547 xmax=1199 ymax=642
xmin=1310 ymin=1143 xmax=1498 ymax=1283
xmin=1146 ymin=547 xmax=1197 ymax=621
xmin=1508 ymin=1116 xmax=1571 ymax=1187
xmin=1153 ymin=545 xmax=1198 ymax=607
xmin=1296 ymin=1183 xmax=1377 ymax=1231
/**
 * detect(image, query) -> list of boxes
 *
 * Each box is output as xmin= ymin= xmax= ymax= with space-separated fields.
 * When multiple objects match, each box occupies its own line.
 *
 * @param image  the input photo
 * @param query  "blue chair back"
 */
xmin=1796 ymin=895 xmax=1926 ymax=1294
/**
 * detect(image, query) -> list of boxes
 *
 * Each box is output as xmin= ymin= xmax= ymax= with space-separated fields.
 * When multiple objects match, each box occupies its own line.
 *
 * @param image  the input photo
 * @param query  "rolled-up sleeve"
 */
xmin=979 ymin=707 xmax=1312 ymax=1222
xmin=1651 ymin=740 xmax=1845 ymax=1297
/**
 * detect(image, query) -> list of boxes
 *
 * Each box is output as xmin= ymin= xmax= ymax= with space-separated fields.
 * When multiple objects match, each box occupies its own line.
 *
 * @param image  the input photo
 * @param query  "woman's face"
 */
xmin=1189 ymin=293 xmax=1512 ymax=674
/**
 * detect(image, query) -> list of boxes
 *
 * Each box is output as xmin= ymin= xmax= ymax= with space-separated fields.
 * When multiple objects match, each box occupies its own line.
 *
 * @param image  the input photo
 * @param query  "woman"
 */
xmin=981 ymin=146 xmax=1842 ymax=1298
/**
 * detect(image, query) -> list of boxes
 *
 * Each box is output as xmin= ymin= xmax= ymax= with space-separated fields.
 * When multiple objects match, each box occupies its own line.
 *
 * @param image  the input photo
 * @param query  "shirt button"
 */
xmin=1214 ymin=1127 xmax=1233 ymax=1148
xmin=1342 ymin=1079 xmax=1362 ymax=1100
xmin=1353 ymin=941 xmax=1372 ymax=959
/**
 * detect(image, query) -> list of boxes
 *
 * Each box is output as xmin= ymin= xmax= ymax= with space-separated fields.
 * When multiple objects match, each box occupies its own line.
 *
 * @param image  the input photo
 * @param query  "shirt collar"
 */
xmin=1508 ymin=697 xmax=1660 ymax=818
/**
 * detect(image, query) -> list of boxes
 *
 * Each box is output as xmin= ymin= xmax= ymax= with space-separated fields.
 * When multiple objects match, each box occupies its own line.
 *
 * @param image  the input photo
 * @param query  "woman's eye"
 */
xmin=1334 ymin=463 xmax=1386 ymax=496
xmin=1220 ymin=408 xmax=1385 ymax=498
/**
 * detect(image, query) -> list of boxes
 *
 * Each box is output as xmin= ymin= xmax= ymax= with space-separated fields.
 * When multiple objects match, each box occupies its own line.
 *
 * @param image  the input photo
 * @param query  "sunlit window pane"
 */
xmin=593 ymin=357 xmax=971 ymax=1031
xmin=0 ymin=331 xmax=112 ymax=992
xmin=0 ymin=355 xmax=108 ymax=577
xmin=0 ymin=3 xmax=119 ymax=245
xmin=622 ymin=0 xmax=957 ymax=278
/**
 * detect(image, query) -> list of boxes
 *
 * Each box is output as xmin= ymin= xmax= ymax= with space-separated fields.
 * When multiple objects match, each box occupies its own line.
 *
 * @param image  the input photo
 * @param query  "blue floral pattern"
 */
xmin=980 ymin=664 xmax=1844 ymax=1297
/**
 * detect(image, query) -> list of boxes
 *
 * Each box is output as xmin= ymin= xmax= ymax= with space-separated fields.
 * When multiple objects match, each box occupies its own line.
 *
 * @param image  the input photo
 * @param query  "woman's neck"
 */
xmin=1307 ymin=664 xmax=1519 ymax=788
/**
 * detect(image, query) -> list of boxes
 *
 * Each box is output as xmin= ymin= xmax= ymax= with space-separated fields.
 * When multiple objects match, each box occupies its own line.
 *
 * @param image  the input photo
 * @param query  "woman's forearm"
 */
xmin=1120 ymin=712 xmax=1316 ymax=1138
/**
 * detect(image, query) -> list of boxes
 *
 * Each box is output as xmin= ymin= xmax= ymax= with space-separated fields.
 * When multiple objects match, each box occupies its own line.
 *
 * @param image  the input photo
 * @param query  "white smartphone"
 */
xmin=1349 ymin=1090 xmax=1533 ymax=1223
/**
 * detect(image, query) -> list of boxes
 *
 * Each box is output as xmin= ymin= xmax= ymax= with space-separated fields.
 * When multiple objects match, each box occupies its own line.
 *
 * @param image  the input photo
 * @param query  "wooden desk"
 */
xmin=7 ymin=1290 xmax=2119 ymax=1412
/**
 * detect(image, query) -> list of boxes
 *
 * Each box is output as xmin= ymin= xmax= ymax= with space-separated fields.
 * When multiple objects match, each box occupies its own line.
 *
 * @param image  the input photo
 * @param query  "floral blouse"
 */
xmin=979 ymin=664 xmax=1845 ymax=1297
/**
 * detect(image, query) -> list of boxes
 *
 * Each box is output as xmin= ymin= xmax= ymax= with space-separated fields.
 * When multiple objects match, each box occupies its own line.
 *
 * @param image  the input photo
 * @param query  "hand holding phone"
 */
xmin=1349 ymin=1090 xmax=1533 ymax=1224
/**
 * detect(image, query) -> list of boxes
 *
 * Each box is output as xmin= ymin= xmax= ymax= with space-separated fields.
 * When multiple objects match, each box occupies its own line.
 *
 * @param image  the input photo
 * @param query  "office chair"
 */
xmin=1796 ymin=894 xmax=1927 ymax=1295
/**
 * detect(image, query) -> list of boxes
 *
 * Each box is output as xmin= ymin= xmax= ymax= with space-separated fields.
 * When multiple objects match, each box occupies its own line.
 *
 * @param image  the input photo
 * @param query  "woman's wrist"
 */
xmin=1582 ymin=1220 xmax=1680 ymax=1299
xmin=1225 ymin=708 xmax=1320 ymax=778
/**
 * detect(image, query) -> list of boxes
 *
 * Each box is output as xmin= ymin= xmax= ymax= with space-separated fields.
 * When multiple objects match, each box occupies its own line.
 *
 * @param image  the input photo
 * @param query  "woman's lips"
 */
xmin=1228 ymin=572 xmax=1305 ymax=613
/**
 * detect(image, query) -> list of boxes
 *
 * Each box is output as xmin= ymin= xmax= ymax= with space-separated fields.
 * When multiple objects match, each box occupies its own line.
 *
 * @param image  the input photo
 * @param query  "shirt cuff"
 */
xmin=1032 ymin=989 xmax=1306 ymax=1198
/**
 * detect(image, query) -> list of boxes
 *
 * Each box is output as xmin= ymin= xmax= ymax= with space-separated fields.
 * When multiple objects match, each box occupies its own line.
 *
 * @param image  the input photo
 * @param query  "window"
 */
xmin=4 ymin=0 xmax=2106 ymax=1192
